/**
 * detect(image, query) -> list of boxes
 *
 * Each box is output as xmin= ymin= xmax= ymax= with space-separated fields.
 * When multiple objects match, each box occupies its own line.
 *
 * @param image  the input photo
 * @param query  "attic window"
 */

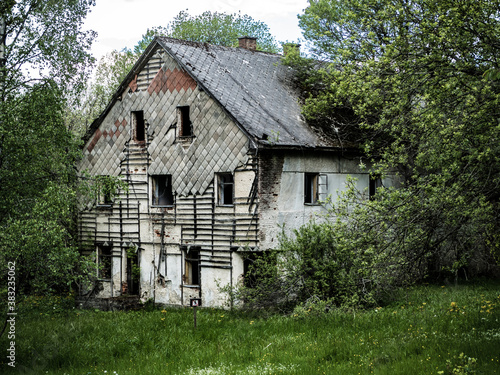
xmin=177 ymin=106 xmax=192 ymax=137
xmin=152 ymin=175 xmax=174 ymax=206
xmin=132 ymin=111 xmax=145 ymax=142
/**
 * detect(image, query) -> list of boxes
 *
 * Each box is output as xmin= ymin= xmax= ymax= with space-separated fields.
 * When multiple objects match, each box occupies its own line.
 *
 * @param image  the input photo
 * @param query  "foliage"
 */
xmin=80 ymin=174 xmax=129 ymax=208
xmin=133 ymin=10 xmax=280 ymax=54
xmin=126 ymin=246 xmax=140 ymax=284
xmin=0 ymin=0 xmax=96 ymax=97
xmin=280 ymin=0 xmax=500 ymax=290
xmin=1 ymin=282 xmax=499 ymax=374
xmin=440 ymin=353 xmax=478 ymax=375
xmin=234 ymin=191 xmax=388 ymax=311
xmin=67 ymin=50 xmax=136 ymax=136
xmin=0 ymin=1 xmax=96 ymax=295
xmin=0 ymin=83 xmax=95 ymax=294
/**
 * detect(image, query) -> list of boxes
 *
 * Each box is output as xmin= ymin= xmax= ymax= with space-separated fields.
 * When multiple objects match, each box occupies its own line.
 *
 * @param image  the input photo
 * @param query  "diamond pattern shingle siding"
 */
xmin=81 ymin=37 xmax=337 ymax=195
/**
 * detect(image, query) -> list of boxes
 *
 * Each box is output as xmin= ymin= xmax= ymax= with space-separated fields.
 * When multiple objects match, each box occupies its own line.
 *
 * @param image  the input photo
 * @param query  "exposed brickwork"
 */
xmin=238 ymin=37 xmax=257 ymax=51
xmin=147 ymin=68 xmax=197 ymax=95
xmin=258 ymin=150 xmax=285 ymax=243
xmin=129 ymin=75 xmax=138 ymax=93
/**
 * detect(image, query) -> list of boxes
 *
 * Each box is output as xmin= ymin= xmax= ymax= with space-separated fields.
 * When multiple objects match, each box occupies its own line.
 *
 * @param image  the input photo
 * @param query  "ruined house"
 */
xmin=78 ymin=36 xmax=388 ymax=307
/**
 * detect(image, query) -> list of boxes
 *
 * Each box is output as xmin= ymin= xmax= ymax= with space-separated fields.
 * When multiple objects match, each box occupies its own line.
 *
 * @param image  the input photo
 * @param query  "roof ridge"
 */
xmin=156 ymin=36 xmax=281 ymax=56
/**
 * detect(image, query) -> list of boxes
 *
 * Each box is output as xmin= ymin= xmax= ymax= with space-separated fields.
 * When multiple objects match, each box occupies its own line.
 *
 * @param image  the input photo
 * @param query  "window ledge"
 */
xmin=97 ymin=204 xmax=113 ymax=209
xmin=176 ymin=136 xmax=195 ymax=142
xmin=182 ymin=284 xmax=200 ymax=288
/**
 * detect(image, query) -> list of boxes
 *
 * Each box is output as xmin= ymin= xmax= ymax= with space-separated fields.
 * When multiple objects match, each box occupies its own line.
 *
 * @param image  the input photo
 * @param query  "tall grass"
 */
xmin=0 ymin=280 xmax=499 ymax=374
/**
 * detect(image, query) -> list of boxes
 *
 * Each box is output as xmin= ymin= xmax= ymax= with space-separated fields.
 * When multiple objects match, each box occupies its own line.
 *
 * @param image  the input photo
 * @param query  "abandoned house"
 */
xmin=78 ymin=36 xmax=394 ymax=307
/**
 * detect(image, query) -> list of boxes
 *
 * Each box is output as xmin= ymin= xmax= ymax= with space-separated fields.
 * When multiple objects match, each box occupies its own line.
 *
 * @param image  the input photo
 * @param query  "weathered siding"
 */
xmin=78 ymin=47 xmax=258 ymax=307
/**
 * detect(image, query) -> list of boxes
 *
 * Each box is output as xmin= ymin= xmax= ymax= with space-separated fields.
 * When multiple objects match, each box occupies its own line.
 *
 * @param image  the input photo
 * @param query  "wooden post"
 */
xmin=190 ymin=298 xmax=201 ymax=329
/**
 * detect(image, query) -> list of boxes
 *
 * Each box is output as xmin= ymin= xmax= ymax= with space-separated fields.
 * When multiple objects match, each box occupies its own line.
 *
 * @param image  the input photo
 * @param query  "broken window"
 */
xmin=304 ymin=173 xmax=328 ymax=204
xmin=152 ymin=175 xmax=174 ymax=206
xmin=98 ymin=244 xmax=112 ymax=279
xmin=177 ymin=106 xmax=192 ymax=137
xmin=218 ymin=173 xmax=234 ymax=206
xmin=132 ymin=110 xmax=145 ymax=142
xmin=97 ymin=176 xmax=113 ymax=206
xmin=304 ymin=173 xmax=319 ymax=204
xmin=184 ymin=247 xmax=200 ymax=285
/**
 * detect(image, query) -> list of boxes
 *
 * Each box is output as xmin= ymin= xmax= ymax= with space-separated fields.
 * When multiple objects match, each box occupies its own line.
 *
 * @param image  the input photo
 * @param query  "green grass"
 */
xmin=1 ymin=280 xmax=499 ymax=374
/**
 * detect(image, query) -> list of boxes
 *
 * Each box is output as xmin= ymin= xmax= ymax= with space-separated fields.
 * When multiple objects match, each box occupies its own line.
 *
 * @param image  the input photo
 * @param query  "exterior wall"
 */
xmin=78 ymin=47 xmax=258 ymax=307
xmin=258 ymin=150 xmax=373 ymax=249
xmin=77 ymin=47 xmax=397 ymax=308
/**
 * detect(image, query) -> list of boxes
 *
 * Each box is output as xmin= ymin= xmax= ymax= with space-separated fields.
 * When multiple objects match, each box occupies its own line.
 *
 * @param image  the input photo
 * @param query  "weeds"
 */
xmin=0 ymin=281 xmax=499 ymax=374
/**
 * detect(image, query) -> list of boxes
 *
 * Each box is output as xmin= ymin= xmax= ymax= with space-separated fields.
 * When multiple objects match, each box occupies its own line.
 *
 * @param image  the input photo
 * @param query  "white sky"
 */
xmin=84 ymin=0 xmax=309 ymax=60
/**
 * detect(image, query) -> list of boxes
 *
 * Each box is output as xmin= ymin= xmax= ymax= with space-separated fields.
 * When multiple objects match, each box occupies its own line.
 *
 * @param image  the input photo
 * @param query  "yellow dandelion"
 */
xmin=450 ymin=302 xmax=457 ymax=308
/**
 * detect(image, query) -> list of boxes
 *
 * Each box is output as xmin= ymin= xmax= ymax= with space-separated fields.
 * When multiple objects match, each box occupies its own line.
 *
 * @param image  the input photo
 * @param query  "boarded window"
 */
xmin=218 ymin=173 xmax=234 ymax=206
xmin=184 ymin=248 xmax=200 ymax=285
xmin=178 ymin=106 xmax=192 ymax=137
xmin=152 ymin=175 xmax=174 ymax=206
xmin=98 ymin=245 xmax=112 ymax=279
xmin=132 ymin=111 xmax=145 ymax=142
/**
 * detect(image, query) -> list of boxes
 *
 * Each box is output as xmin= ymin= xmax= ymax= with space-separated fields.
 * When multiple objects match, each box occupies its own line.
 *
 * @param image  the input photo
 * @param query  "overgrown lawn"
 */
xmin=1 ymin=281 xmax=499 ymax=374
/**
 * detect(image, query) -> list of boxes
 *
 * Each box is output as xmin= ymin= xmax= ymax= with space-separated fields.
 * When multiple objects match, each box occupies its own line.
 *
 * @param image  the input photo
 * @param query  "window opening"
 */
xmin=184 ymin=247 xmax=200 ymax=285
xmin=152 ymin=175 xmax=174 ymax=206
xmin=132 ymin=110 xmax=145 ymax=142
xmin=218 ymin=173 xmax=234 ymax=206
xmin=97 ymin=176 xmax=113 ymax=206
xmin=98 ymin=244 xmax=112 ymax=279
xmin=369 ymin=174 xmax=383 ymax=199
xmin=304 ymin=173 xmax=319 ymax=204
xmin=178 ymin=106 xmax=192 ymax=137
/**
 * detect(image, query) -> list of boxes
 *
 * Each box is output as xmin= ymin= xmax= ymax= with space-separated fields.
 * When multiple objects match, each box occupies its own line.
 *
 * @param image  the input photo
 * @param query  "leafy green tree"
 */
xmin=0 ymin=1 xmax=97 ymax=294
xmin=289 ymin=0 xmax=500 ymax=284
xmin=238 ymin=0 xmax=500 ymax=309
xmin=0 ymin=0 xmax=96 ymax=97
xmin=134 ymin=10 xmax=280 ymax=54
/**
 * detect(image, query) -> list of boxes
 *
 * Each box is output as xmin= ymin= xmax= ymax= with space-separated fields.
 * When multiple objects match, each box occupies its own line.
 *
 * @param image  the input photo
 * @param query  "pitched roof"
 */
xmin=87 ymin=37 xmax=341 ymax=149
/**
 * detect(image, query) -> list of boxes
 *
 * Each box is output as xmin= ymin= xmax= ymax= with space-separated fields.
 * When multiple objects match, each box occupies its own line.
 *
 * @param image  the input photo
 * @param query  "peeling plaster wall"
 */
xmin=258 ymin=150 xmax=372 ymax=249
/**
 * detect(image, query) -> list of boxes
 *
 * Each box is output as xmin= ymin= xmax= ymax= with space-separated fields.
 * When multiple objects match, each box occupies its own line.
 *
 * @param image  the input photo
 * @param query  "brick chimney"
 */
xmin=238 ymin=36 xmax=257 ymax=51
